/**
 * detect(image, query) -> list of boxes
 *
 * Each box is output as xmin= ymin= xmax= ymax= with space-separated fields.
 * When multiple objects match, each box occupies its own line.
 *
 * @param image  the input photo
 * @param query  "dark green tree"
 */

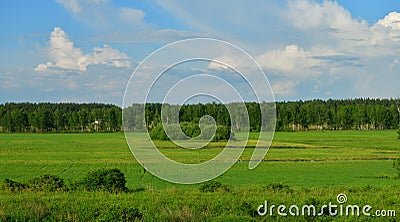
xmin=1 ymin=112 xmax=13 ymax=132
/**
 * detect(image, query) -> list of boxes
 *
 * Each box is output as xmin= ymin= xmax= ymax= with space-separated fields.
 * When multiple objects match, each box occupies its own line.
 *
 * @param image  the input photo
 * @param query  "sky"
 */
xmin=0 ymin=0 xmax=400 ymax=106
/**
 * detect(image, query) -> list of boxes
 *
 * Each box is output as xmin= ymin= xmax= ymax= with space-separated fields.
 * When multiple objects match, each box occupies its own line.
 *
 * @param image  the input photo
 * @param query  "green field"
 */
xmin=0 ymin=131 xmax=399 ymax=221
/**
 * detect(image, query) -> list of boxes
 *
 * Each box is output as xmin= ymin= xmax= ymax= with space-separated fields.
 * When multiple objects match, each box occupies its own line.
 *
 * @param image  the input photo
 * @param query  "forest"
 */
xmin=0 ymin=98 xmax=399 ymax=133
xmin=0 ymin=103 xmax=121 ymax=133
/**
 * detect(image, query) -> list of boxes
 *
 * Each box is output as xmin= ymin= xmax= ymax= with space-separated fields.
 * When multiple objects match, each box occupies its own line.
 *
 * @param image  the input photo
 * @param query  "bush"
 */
xmin=199 ymin=180 xmax=229 ymax=193
xmin=149 ymin=122 xmax=234 ymax=141
xmin=149 ymin=124 xmax=169 ymax=140
xmin=97 ymin=204 xmax=143 ymax=221
xmin=4 ymin=175 xmax=65 ymax=192
xmin=213 ymin=125 xmax=233 ymax=141
xmin=265 ymin=182 xmax=291 ymax=192
xmin=29 ymin=175 xmax=65 ymax=192
xmin=181 ymin=122 xmax=201 ymax=138
xmin=79 ymin=168 xmax=127 ymax=193
xmin=240 ymin=201 xmax=259 ymax=218
xmin=4 ymin=178 xmax=28 ymax=191
xmin=149 ymin=123 xmax=198 ymax=140
xmin=3 ymin=169 xmax=129 ymax=193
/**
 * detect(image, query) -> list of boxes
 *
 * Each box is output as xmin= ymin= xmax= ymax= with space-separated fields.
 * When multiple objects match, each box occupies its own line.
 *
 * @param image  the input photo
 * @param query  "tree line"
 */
xmin=0 ymin=103 xmax=121 ymax=132
xmin=1 ymin=98 xmax=399 ymax=133
xmin=125 ymin=98 xmax=400 ymax=132
xmin=276 ymin=98 xmax=400 ymax=131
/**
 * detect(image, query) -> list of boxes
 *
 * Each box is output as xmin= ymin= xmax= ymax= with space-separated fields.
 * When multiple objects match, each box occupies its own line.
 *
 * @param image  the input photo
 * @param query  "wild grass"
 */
xmin=0 ymin=131 xmax=399 ymax=221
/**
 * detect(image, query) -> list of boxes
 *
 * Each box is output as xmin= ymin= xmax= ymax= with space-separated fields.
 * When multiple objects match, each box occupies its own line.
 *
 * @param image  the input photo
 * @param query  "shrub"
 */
xmin=131 ymin=187 xmax=146 ymax=192
xmin=213 ymin=125 xmax=233 ymax=141
xmin=181 ymin=122 xmax=201 ymax=138
xmin=240 ymin=201 xmax=258 ymax=217
xmin=149 ymin=122 xmax=234 ymax=141
xmin=4 ymin=175 xmax=65 ymax=192
xmin=79 ymin=168 xmax=127 ymax=193
xmin=265 ymin=182 xmax=291 ymax=192
xmin=29 ymin=175 xmax=65 ymax=192
xmin=4 ymin=178 xmax=28 ymax=191
xmin=165 ymin=124 xmax=190 ymax=140
xmin=149 ymin=124 xmax=169 ymax=140
xmin=199 ymin=180 xmax=229 ymax=193
xmin=97 ymin=204 xmax=143 ymax=221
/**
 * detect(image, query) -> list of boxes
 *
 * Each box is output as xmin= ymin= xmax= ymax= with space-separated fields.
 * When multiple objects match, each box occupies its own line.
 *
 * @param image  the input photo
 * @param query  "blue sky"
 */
xmin=0 ymin=0 xmax=400 ymax=105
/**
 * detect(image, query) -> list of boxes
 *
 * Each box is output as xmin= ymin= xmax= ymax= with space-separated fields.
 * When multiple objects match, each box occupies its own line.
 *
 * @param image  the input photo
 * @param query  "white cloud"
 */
xmin=271 ymin=80 xmax=297 ymax=97
xmin=87 ymin=45 xmax=130 ymax=68
xmin=372 ymin=12 xmax=400 ymax=46
xmin=154 ymin=0 xmax=400 ymax=100
xmin=287 ymin=1 xmax=400 ymax=56
xmin=256 ymin=45 xmax=320 ymax=78
xmin=119 ymin=8 xmax=145 ymax=25
xmin=56 ymin=0 xmax=109 ymax=14
xmin=206 ymin=45 xmax=321 ymax=80
xmin=207 ymin=54 xmax=250 ymax=71
xmin=35 ymin=27 xmax=130 ymax=72
xmin=377 ymin=12 xmax=400 ymax=30
xmin=94 ymin=29 xmax=209 ymax=43
xmin=8 ymin=1 xmax=400 ymax=104
xmin=56 ymin=0 xmax=210 ymax=45
xmin=287 ymin=0 xmax=366 ymax=31
xmin=56 ymin=0 xmax=146 ymax=31
xmin=56 ymin=0 xmax=81 ymax=13
xmin=153 ymin=0 xmax=286 ymax=52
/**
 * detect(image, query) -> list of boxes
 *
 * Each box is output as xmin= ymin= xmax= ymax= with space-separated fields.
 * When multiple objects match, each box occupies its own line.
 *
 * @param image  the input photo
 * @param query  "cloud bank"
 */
xmin=155 ymin=0 xmax=400 ymax=99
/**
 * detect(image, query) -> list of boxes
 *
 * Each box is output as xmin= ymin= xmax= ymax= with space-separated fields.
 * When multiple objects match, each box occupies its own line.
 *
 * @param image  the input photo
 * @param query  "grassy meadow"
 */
xmin=0 ymin=131 xmax=399 ymax=221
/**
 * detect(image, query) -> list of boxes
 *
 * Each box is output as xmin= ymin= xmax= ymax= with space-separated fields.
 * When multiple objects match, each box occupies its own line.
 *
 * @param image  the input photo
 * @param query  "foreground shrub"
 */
xmin=4 ymin=178 xmax=28 ymax=191
xmin=4 ymin=175 xmax=65 ymax=192
xmin=264 ymin=182 xmax=291 ymax=193
xmin=97 ymin=204 xmax=143 ymax=221
xmin=199 ymin=180 xmax=229 ymax=193
xmin=79 ymin=168 xmax=128 ymax=193
xmin=3 ymin=169 xmax=129 ymax=193
xmin=29 ymin=175 xmax=65 ymax=192
xmin=240 ymin=201 xmax=259 ymax=218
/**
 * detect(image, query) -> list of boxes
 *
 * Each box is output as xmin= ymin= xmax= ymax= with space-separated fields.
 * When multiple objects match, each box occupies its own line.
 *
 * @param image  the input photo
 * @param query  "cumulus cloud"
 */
xmin=373 ymin=12 xmax=400 ymax=45
xmin=256 ymin=45 xmax=320 ymax=78
xmin=155 ymin=0 xmax=400 ymax=99
xmin=287 ymin=1 xmax=400 ymax=56
xmin=377 ymin=12 xmax=400 ymax=30
xmin=35 ymin=27 xmax=130 ymax=72
xmin=287 ymin=0 xmax=366 ymax=31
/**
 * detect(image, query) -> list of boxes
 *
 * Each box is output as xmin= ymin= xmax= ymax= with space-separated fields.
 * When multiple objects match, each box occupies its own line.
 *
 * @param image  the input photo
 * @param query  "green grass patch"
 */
xmin=0 ymin=131 xmax=399 ymax=220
